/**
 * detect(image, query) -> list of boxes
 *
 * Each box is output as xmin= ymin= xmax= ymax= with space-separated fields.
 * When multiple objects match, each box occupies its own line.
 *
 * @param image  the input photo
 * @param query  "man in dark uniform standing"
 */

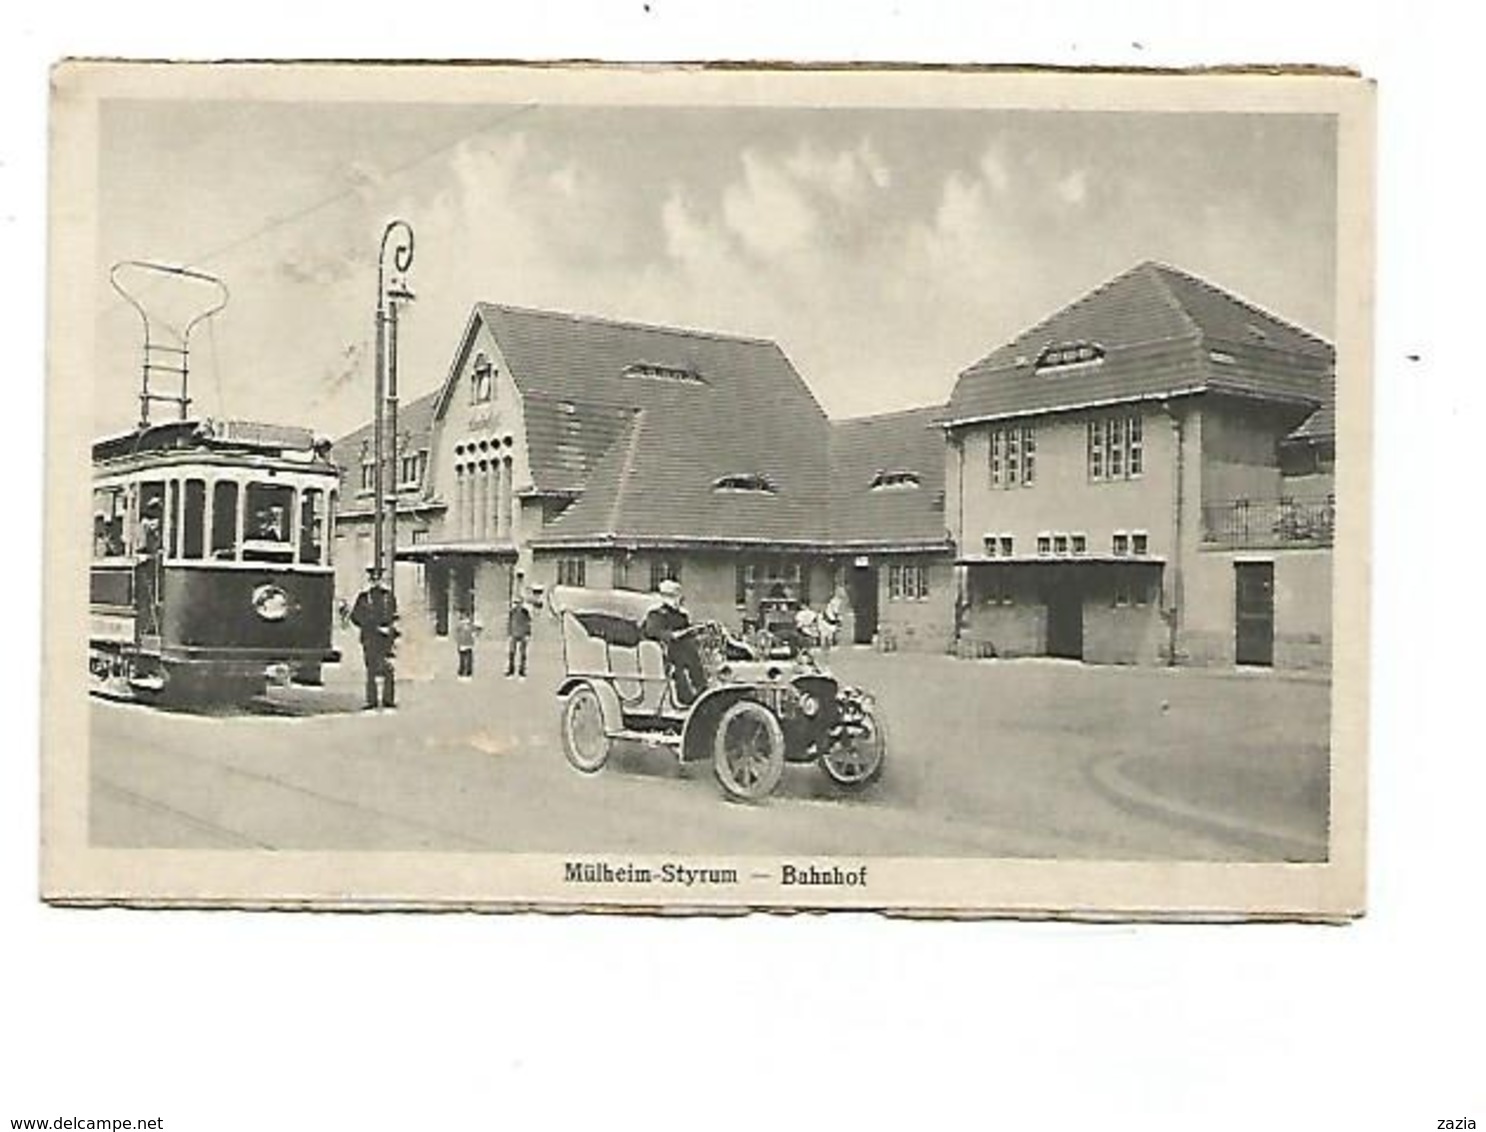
xmin=350 ymin=567 xmax=398 ymax=709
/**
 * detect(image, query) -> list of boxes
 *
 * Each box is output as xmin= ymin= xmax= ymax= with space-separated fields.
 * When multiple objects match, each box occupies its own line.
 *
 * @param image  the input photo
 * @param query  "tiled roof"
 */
xmin=463 ymin=304 xmax=831 ymax=545
xmin=522 ymin=391 xmax=638 ymax=496
xmin=828 ymin=405 xmax=951 ymax=546
xmin=1286 ymin=370 xmax=1336 ymax=442
xmin=947 ymin=262 xmax=1333 ymax=426
xmin=331 ymin=388 xmax=441 ymax=500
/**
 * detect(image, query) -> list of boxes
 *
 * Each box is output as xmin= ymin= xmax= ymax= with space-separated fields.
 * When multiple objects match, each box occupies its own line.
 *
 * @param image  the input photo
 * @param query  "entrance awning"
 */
xmin=956 ymin=554 xmax=1166 ymax=566
xmin=396 ymin=541 xmax=519 ymax=562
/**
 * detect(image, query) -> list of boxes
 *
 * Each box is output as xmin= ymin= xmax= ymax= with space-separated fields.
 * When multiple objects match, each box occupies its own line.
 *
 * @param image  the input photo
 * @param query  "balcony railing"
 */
xmin=1201 ymin=495 xmax=1334 ymax=549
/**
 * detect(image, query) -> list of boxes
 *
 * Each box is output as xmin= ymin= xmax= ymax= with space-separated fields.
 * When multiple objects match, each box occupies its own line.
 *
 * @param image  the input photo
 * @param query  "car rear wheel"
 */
xmin=562 ymin=685 xmax=612 ymax=774
xmin=712 ymin=699 xmax=786 ymax=801
xmin=820 ymin=705 xmax=886 ymax=788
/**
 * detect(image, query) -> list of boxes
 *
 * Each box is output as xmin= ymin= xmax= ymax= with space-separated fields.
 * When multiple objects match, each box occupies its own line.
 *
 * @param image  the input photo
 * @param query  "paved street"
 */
xmin=90 ymin=634 xmax=1331 ymax=861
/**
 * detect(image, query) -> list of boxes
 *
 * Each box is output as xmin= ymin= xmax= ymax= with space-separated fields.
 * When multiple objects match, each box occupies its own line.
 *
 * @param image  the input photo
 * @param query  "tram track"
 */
xmin=92 ymin=704 xmax=499 ymax=851
xmin=92 ymin=773 xmax=274 ymax=849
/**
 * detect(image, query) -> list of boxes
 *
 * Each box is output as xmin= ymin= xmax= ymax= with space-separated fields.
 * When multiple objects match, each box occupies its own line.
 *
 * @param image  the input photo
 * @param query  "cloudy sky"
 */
xmin=95 ymin=99 xmax=1336 ymax=437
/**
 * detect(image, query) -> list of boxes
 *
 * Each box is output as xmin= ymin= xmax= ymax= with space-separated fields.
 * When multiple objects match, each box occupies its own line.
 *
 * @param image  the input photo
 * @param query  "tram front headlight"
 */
xmin=251 ymin=583 xmax=292 ymax=622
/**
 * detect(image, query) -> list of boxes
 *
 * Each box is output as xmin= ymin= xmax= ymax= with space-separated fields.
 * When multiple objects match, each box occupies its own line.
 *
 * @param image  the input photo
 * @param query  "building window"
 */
xmin=870 ymin=470 xmax=921 ymax=491
xmin=399 ymin=450 xmax=426 ymax=489
xmin=984 ymin=534 xmax=1015 ymax=558
xmin=1090 ymin=413 xmax=1144 ymax=482
xmin=989 ymin=424 xmax=1036 ymax=489
xmin=1036 ymin=341 xmax=1106 ymax=371
xmin=649 ymin=558 xmax=682 ymax=591
xmin=471 ymin=354 xmax=494 ymax=404
xmin=359 ymin=458 xmax=375 ymax=494
xmin=1114 ymin=568 xmax=1150 ymax=609
xmin=1052 ymin=534 xmax=1068 ymax=556
xmin=1131 ymin=532 xmax=1149 ymax=556
xmin=1037 ymin=534 xmax=1052 ymax=557
xmin=735 ymin=562 xmax=756 ymax=608
xmin=1071 ymin=533 xmax=1087 ymax=556
xmin=979 ymin=570 xmax=1014 ymax=607
xmin=888 ymin=562 xmax=929 ymax=601
xmin=1112 ymin=532 xmax=1129 ymax=556
xmin=713 ymin=473 xmax=777 ymax=494
xmin=556 ymin=558 xmax=587 ymax=588
xmin=623 ymin=361 xmax=704 ymax=384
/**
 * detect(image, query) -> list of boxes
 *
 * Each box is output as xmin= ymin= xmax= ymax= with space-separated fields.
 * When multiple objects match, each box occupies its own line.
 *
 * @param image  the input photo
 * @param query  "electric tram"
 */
xmin=89 ymin=261 xmax=341 ymax=703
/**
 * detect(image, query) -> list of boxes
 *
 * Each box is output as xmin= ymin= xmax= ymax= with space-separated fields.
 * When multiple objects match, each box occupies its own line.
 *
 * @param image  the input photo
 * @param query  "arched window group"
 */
xmin=453 ymin=435 xmax=516 ymax=542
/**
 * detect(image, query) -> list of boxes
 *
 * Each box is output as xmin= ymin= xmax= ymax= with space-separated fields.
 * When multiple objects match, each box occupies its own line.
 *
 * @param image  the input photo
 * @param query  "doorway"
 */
xmin=1044 ymin=570 xmax=1084 ymax=660
xmin=850 ymin=564 xmax=879 ymax=645
xmin=429 ymin=560 xmax=450 ymax=637
xmin=1234 ymin=561 xmax=1275 ymax=666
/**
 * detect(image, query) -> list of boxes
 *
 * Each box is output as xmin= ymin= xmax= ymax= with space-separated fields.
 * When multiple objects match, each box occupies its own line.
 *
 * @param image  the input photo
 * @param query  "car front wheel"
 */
xmin=820 ymin=704 xmax=886 ymax=789
xmin=562 ymin=685 xmax=613 ymax=774
xmin=712 ymin=699 xmax=786 ymax=801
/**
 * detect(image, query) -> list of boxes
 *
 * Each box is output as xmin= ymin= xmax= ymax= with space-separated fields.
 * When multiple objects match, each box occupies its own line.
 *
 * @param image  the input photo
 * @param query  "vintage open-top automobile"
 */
xmin=550 ymin=586 xmax=886 ymax=801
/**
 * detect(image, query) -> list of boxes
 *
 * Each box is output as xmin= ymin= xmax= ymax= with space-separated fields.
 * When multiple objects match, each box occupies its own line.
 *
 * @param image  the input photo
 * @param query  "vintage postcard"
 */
xmin=42 ymin=61 xmax=1373 ymax=917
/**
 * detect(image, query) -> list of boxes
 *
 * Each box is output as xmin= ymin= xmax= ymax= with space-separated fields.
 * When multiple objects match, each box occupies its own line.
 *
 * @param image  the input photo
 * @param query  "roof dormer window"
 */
xmin=713 ymin=473 xmax=777 ymax=495
xmin=623 ymin=361 xmax=705 ymax=384
xmin=1034 ymin=341 xmax=1105 ymax=372
xmin=869 ymin=469 xmax=922 ymax=491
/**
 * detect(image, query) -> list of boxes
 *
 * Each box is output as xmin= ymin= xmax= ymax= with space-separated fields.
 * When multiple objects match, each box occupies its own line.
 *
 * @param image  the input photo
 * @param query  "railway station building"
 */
xmin=332 ymin=304 xmax=953 ymax=649
xmin=333 ymin=260 xmax=1337 ymax=670
xmin=943 ymin=261 xmax=1336 ymax=670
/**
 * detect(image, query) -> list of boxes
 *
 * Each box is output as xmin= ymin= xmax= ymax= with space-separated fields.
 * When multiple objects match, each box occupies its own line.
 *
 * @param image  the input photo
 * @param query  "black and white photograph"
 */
xmin=43 ymin=62 xmax=1371 ymax=914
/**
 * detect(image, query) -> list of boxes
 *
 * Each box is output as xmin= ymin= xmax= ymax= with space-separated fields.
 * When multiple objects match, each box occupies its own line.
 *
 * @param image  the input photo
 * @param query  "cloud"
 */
xmin=1055 ymin=169 xmax=1089 ymax=206
xmin=722 ymin=149 xmax=820 ymax=260
xmin=978 ymin=144 xmax=1012 ymax=194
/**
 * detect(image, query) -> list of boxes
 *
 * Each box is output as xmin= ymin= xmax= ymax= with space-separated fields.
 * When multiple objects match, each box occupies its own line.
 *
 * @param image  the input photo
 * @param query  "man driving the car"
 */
xmin=642 ymin=579 xmax=707 ymax=706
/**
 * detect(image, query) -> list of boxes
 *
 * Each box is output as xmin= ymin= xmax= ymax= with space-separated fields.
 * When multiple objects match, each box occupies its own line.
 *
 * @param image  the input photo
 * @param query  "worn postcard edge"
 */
xmin=40 ymin=61 xmax=1374 ymax=920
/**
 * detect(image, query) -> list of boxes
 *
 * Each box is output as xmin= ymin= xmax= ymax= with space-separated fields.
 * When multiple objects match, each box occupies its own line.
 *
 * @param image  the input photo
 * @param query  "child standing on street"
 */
xmin=506 ymin=597 xmax=532 ymax=678
xmin=455 ymin=610 xmax=482 ymax=678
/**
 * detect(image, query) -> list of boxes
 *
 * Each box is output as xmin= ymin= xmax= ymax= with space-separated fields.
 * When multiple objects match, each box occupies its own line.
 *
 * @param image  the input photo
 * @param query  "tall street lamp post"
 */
xmin=373 ymin=220 xmax=416 ymax=595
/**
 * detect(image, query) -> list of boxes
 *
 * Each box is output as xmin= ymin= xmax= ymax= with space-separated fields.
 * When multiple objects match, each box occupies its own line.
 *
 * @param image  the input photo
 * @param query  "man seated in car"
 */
xmin=642 ymin=579 xmax=708 ymax=706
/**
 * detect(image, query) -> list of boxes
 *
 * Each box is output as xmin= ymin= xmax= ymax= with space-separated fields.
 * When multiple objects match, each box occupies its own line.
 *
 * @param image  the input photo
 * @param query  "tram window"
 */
xmin=243 ymin=483 xmax=294 ymax=562
xmin=167 ymin=481 xmax=181 ymax=558
xmin=326 ymin=491 xmax=337 ymax=565
xmin=299 ymin=488 xmax=327 ymax=564
xmin=181 ymin=479 xmax=206 ymax=559
xmin=92 ymin=487 xmax=126 ymax=558
xmin=137 ymin=481 xmax=166 ymax=556
xmin=209 ymin=480 xmax=237 ymax=559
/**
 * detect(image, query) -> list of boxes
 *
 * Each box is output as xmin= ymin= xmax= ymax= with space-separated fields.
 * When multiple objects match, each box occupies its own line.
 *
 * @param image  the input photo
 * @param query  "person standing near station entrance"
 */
xmin=351 ymin=567 xmax=398 ymax=709
xmin=505 ymin=595 xmax=532 ymax=678
xmin=454 ymin=609 xmax=482 ymax=679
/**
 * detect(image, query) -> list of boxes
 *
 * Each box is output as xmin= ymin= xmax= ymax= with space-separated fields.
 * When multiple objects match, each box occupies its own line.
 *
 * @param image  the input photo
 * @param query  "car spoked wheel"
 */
xmin=562 ymin=685 xmax=613 ymax=774
xmin=712 ymin=700 xmax=786 ymax=801
xmin=820 ymin=706 xmax=886 ymax=789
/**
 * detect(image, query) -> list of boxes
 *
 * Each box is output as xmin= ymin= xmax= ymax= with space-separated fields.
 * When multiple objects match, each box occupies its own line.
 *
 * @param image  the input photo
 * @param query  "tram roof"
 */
xmin=92 ymin=419 xmax=327 ymax=465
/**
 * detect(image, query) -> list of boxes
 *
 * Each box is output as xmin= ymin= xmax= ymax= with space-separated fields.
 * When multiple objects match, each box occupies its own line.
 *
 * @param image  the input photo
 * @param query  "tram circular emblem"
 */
xmin=251 ymin=583 xmax=294 ymax=622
